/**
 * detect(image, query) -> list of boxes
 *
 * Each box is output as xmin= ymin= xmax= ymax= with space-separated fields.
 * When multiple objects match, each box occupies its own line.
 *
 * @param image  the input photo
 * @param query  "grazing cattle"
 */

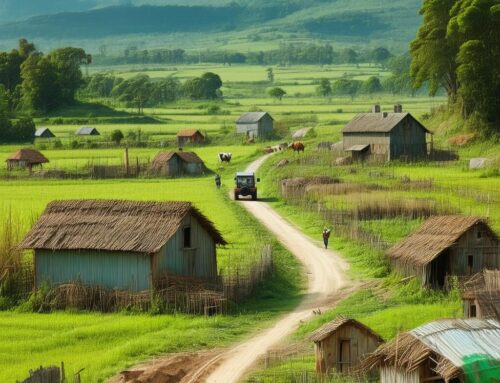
xmin=218 ymin=152 xmax=232 ymax=163
xmin=289 ymin=142 xmax=305 ymax=153
xmin=263 ymin=147 xmax=274 ymax=154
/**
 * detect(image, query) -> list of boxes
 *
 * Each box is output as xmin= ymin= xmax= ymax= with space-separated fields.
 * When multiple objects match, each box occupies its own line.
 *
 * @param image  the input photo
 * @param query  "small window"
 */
xmin=477 ymin=231 xmax=482 ymax=239
xmin=470 ymin=304 xmax=477 ymax=318
xmin=183 ymin=227 xmax=191 ymax=248
xmin=468 ymin=255 xmax=474 ymax=274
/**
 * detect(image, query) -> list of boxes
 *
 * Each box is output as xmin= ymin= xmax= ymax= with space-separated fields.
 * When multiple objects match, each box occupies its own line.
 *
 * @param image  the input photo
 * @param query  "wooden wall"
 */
xmin=389 ymin=117 xmax=427 ymax=160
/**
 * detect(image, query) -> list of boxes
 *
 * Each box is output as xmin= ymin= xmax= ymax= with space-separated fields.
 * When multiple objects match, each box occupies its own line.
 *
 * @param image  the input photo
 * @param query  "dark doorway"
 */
xmin=183 ymin=226 xmax=191 ymax=248
xmin=430 ymin=251 xmax=450 ymax=288
xmin=468 ymin=255 xmax=474 ymax=275
xmin=338 ymin=340 xmax=351 ymax=373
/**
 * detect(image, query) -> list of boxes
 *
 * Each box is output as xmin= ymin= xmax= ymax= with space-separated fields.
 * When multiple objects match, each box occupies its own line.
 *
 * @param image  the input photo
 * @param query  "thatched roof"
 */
xmin=342 ymin=113 xmax=431 ymax=134
xmin=176 ymin=151 xmax=204 ymax=164
xmin=360 ymin=319 xmax=500 ymax=381
xmin=309 ymin=315 xmax=383 ymax=343
xmin=463 ymin=270 xmax=500 ymax=320
xmin=20 ymin=200 xmax=226 ymax=254
xmin=236 ymin=112 xmax=272 ymax=123
xmin=177 ymin=129 xmax=203 ymax=138
xmin=151 ymin=152 xmax=205 ymax=170
xmin=387 ymin=215 xmax=497 ymax=267
xmin=6 ymin=149 xmax=49 ymax=164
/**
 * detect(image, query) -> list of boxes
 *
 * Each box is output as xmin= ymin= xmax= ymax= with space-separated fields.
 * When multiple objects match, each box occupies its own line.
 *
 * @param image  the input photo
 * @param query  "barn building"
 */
xmin=151 ymin=151 xmax=206 ymax=177
xmin=309 ymin=315 xmax=383 ymax=374
xmin=6 ymin=148 xmax=49 ymax=172
xmin=387 ymin=215 xmax=499 ymax=288
xmin=34 ymin=127 xmax=55 ymax=138
xmin=235 ymin=112 xmax=274 ymax=139
xmin=20 ymin=200 xmax=227 ymax=292
xmin=177 ymin=129 xmax=205 ymax=146
xmin=463 ymin=269 xmax=500 ymax=321
xmin=361 ymin=318 xmax=500 ymax=383
xmin=75 ymin=126 xmax=100 ymax=136
xmin=342 ymin=105 xmax=432 ymax=162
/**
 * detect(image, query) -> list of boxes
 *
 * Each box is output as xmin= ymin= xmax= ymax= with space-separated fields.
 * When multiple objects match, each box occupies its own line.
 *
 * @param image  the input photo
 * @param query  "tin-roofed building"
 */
xmin=236 ymin=112 xmax=274 ymax=139
xmin=387 ymin=215 xmax=499 ymax=288
xmin=20 ymin=200 xmax=227 ymax=292
xmin=361 ymin=318 xmax=500 ymax=383
xmin=151 ymin=151 xmax=206 ymax=177
xmin=176 ymin=129 xmax=205 ymax=146
xmin=75 ymin=126 xmax=100 ymax=136
xmin=6 ymin=148 xmax=49 ymax=171
xmin=34 ymin=127 xmax=55 ymax=138
xmin=342 ymin=105 xmax=432 ymax=162
xmin=309 ymin=315 xmax=383 ymax=374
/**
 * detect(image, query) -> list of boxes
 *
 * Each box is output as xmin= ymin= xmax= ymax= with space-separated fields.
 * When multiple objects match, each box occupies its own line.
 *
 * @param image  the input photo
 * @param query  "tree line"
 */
xmin=93 ymin=44 xmax=393 ymax=66
xmin=410 ymin=0 xmax=499 ymax=135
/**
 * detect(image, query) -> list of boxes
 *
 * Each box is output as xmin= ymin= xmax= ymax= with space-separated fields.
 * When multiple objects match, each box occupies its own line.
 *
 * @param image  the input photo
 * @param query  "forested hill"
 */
xmin=0 ymin=0 xmax=422 ymax=47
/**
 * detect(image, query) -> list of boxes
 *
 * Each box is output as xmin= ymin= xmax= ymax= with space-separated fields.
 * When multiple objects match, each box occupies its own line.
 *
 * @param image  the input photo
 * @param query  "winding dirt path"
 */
xmin=201 ymin=154 xmax=351 ymax=383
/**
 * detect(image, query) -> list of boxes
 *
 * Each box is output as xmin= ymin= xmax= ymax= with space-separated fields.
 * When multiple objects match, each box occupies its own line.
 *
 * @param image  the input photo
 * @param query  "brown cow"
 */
xmin=289 ymin=141 xmax=305 ymax=153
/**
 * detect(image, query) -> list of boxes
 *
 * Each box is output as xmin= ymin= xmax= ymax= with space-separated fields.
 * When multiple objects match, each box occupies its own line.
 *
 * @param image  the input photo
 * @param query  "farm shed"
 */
xmin=387 ymin=215 xmax=499 ymax=288
xmin=463 ymin=269 xmax=500 ymax=321
xmin=361 ymin=318 xmax=500 ymax=383
xmin=75 ymin=126 xmax=100 ymax=136
xmin=342 ymin=105 xmax=432 ymax=162
xmin=177 ymin=129 xmax=205 ymax=146
xmin=236 ymin=112 xmax=274 ymax=139
xmin=20 ymin=200 xmax=227 ymax=292
xmin=34 ymin=127 xmax=55 ymax=138
xmin=309 ymin=315 xmax=383 ymax=374
xmin=151 ymin=151 xmax=206 ymax=177
xmin=6 ymin=148 xmax=49 ymax=171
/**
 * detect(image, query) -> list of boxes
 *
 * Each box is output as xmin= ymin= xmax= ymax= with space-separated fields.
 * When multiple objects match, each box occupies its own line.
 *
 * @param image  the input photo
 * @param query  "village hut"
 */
xmin=75 ymin=126 xmax=100 ymax=136
xmin=463 ymin=269 xmax=500 ymax=320
xmin=309 ymin=315 xmax=383 ymax=374
xmin=342 ymin=104 xmax=432 ymax=162
xmin=6 ymin=148 xmax=49 ymax=172
xmin=235 ymin=112 xmax=274 ymax=139
xmin=387 ymin=215 xmax=499 ymax=288
xmin=34 ymin=127 xmax=55 ymax=138
xmin=360 ymin=318 xmax=500 ymax=383
xmin=176 ymin=129 xmax=205 ymax=146
xmin=19 ymin=200 xmax=227 ymax=292
xmin=151 ymin=151 xmax=206 ymax=177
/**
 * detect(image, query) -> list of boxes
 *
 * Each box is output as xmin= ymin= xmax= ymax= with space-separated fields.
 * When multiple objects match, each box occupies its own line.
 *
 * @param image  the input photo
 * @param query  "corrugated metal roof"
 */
xmin=177 ymin=129 xmax=203 ymax=137
xmin=236 ymin=112 xmax=272 ymax=123
xmin=345 ymin=144 xmax=370 ymax=152
xmin=35 ymin=127 xmax=55 ymax=137
xmin=75 ymin=126 xmax=100 ymax=135
xmin=341 ymin=112 xmax=430 ymax=133
xmin=410 ymin=319 xmax=500 ymax=368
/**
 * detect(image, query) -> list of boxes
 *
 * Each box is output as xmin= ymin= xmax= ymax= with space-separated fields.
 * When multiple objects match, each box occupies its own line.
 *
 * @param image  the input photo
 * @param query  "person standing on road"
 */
xmin=215 ymin=174 xmax=221 ymax=189
xmin=322 ymin=228 xmax=332 ymax=249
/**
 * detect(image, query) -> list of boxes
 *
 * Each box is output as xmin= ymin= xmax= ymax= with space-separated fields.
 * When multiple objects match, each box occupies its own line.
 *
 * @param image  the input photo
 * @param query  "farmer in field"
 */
xmin=215 ymin=174 xmax=221 ymax=189
xmin=322 ymin=228 xmax=332 ymax=249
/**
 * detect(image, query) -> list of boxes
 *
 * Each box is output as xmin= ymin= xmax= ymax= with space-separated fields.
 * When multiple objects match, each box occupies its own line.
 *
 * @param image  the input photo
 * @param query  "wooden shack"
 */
xmin=342 ymin=105 xmax=432 ymax=162
xmin=34 ymin=127 xmax=55 ymax=138
xmin=6 ymin=148 xmax=49 ymax=172
xmin=387 ymin=215 xmax=499 ymax=288
xmin=20 ymin=200 xmax=227 ymax=292
xmin=151 ymin=151 xmax=206 ymax=177
xmin=463 ymin=269 xmax=500 ymax=321
xmin=361 ymin=318 xmax=500 ymax=383
xmin=309 ymin=315 xmax=383 ymax=374
xmin=236 ymin=112 xmax=274 ymax=139
xmin=75 ymin=126 xmax=100 ymax=136
xmin=177 ymin=129 xmax=205 ymax=146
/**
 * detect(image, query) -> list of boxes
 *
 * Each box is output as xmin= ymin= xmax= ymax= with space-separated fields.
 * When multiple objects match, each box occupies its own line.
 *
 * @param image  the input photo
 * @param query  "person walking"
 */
xmin=215 ymin=174 xmax=221 ymax=189
xmin=322 ymin=227 xmax=332 ymax=249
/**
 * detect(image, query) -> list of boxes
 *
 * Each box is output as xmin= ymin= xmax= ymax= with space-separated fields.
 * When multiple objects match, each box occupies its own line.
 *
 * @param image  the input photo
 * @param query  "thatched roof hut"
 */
xmin=6 ymin=148 xmax=49 ymax=171
xmin=463 ymin=269 xmax=500 ymax=320
xmin=20 ymin=200 xmax=226 ymax=292
xmin=151 ymin=151 xmax=206 ymax=176
xmin=360 ymin=318 xmax=500 ymax=382
xmin=387 ymin=215 xmax=499 ymax=287
xmin=176 ymin=129 xmax=205 ymax=146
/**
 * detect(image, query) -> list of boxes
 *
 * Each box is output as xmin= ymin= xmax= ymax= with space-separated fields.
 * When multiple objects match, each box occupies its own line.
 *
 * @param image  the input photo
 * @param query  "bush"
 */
xmin=71 ymin=140 xmax=80 ymax=149
xmin=52 ymin=140 xmax=63 ymax=149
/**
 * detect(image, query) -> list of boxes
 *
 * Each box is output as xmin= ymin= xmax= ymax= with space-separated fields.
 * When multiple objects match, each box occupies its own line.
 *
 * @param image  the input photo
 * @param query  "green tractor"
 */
xmin=234 ymin=172 xmax=260 ymax=200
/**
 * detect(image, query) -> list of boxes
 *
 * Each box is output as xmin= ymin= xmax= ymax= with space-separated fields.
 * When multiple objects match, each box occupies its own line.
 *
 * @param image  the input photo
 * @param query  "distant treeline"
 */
xmin=93 ymin=44 xmax=393 ymax=66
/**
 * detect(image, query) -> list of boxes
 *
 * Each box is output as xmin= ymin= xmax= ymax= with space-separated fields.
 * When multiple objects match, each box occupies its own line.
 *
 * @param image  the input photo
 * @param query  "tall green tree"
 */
xmin=316 ymin=79 xmax=332 ymax=97
xmin=268 ymin=87 xmax=286 ymax=101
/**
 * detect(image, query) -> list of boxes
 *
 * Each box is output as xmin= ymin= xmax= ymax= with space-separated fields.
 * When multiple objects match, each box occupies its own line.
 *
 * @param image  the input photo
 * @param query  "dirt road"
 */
xmin=203 ymin=154 xmax=351 ymax=383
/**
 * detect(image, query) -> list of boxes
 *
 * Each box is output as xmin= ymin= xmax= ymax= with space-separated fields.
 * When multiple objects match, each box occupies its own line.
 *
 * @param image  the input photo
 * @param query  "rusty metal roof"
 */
xmin=342 ymin=112 xmax=431 ymax=134
xmin=236 ymin=112 xmax=272 ymax=123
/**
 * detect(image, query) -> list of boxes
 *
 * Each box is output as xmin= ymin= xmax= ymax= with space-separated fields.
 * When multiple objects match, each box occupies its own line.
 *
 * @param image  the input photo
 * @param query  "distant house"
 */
xmin=361 ymin=318 xmax=500 ymax=383
xmin=236 ymin=112 xmax=274 ymax=139
xmin=309 ymin=315 xmax=383 ymax=375
xmin=387 ymin=215 xmax=499 ymax=288
xmin=34 ymin=127 xmax=55 ymax=138
xmin=342 ymin=105 xmax=432 ymax=162
xmin=75 ymin=126 xmax=100 ymax=136
xmin=463 ymin=269 xmax=500 ymax=321
xmin=151 ymin=151 xmax=206 ymax=177
xmin=20 ymin=200 xmax=227 ymax=292
xmin=6 ymin=148 xmax=49 ymax=172
xmin=177 ymin=129 xmax=205 ymax=146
